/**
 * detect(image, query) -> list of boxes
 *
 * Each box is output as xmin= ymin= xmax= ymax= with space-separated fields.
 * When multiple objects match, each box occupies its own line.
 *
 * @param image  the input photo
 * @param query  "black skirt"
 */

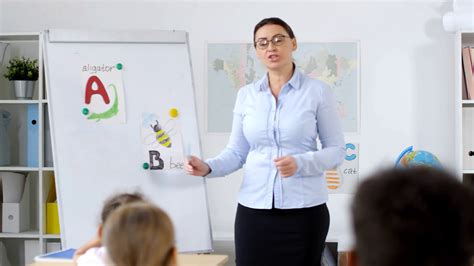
xmin=234 ymin=203 xmax=330 ymax=266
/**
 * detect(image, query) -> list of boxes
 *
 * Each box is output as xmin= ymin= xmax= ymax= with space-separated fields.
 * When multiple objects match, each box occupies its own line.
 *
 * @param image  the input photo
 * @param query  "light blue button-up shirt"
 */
xmin=206 ymin=68 xmax=345 ymax=209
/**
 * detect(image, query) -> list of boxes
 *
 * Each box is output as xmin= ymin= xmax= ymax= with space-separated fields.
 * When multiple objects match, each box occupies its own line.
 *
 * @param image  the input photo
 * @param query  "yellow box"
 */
xmin=46 ymin=202 xmax=60 ymax=234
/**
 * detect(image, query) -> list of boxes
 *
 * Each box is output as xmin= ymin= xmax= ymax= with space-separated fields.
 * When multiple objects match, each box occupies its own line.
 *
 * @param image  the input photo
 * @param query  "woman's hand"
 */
xmin=185 ymin=155 xmax=211 ymax=177
xmin=274 ymin=156 xmax=297 ymax=177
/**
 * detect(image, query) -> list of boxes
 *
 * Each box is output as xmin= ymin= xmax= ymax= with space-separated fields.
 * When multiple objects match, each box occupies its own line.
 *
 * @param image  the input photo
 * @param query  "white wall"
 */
xmin=0 ymin=0 xmax=455 ymax=240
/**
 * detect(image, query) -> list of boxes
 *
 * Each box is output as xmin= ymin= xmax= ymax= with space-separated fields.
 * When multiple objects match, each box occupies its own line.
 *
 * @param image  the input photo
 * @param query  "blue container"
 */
xmin=0 ymin=110 xmax=11 ymax=166
xmin=26 ymin=104 xmax=38 ymax=167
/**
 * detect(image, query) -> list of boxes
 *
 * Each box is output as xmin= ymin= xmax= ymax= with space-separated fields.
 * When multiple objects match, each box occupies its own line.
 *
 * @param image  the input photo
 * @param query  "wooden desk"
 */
xmin=179 ymin=254 xmax=228 ymax=266
xmin=338 ymin=251 xmax=356 ymax=266
xmin=32 ymin=254 xmax=228 ymax=266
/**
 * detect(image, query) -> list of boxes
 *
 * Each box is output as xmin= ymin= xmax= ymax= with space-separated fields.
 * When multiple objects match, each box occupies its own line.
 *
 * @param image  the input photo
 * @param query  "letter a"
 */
xmin=84 ymin=75 xmax=110 ymax=104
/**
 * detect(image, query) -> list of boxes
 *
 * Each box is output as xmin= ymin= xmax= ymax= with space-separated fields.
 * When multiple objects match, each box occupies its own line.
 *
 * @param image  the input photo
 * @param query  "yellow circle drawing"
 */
xmin=169 ymin=108 xmax=179 ymax=118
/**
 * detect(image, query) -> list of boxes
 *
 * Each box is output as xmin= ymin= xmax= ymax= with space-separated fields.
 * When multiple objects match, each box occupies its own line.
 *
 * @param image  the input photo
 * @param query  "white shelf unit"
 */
xmin=0 ymin=100 xmax=39 ymax=104
xmin=455 ymin=31 xmax=474 ymax=188
xmin=0 ymin=32 xmax=59 ymax=266
xmin=0 ymin=231 xmax=40 ymax=238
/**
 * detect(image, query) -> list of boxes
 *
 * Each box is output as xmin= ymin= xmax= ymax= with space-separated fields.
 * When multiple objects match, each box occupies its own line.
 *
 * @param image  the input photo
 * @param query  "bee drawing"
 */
xmin=150 ymin=120 xmax=172 ymax=148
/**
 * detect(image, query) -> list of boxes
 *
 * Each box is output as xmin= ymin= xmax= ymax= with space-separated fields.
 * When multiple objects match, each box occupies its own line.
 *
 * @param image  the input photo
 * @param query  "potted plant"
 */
xmin=3 ymin=56 xmax=39 ymax=99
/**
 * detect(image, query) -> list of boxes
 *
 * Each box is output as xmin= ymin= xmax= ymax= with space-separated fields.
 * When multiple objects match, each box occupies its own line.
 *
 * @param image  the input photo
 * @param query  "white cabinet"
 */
xmin=0 ymin=32 xmax=60 ymax=266
xmin=455 ymin=31 xmax=474 ymax=187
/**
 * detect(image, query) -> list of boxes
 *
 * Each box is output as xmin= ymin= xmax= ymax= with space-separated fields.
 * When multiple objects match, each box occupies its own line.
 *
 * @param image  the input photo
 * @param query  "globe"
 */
xmin=395 ymin=146 xmax=442 ymax=168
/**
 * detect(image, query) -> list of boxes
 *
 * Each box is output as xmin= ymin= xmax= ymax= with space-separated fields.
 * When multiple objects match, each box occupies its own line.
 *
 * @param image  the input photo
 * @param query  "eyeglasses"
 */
xmin=255 ymin=34 xmax=289 ymax=49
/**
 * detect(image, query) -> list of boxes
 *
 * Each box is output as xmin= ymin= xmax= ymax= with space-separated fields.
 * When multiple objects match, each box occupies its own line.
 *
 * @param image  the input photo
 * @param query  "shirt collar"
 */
xmin=256 ymin=64 xmax=302 ymax=92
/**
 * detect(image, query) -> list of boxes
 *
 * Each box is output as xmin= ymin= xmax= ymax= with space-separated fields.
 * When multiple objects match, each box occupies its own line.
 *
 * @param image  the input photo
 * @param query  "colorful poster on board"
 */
xmin=80 ymin=63 xmax=126 ymax=123
xmin=326 ymin=143 xmax=359 ymax=194
xmin=140 ymin=110 xmax=185 ymax=171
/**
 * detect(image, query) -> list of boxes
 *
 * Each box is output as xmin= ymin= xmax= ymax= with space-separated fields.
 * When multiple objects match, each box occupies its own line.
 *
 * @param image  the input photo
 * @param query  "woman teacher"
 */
xmin=186 ymin=17 xmax=345 ymax=266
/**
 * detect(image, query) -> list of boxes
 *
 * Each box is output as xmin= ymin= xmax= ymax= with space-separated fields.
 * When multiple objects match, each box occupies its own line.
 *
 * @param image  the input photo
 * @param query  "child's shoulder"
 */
xmin=77 ymin=247 xmax=109 ymax=265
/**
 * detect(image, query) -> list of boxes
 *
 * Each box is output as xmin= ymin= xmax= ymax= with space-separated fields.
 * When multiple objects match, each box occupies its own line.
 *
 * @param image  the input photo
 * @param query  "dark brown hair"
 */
xmin=253 ymin=17 xmax=295 ymax=48
xmin=100 ymin=192 xmax=145 ymax=224
xmin=352 ymin=167 xmax=474 ymax=266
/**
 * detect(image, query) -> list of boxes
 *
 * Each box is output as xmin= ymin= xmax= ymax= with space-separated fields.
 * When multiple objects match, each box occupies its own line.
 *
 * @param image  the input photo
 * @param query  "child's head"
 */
xmin=102 ymin=202 xmax=176 ymax=266
xmin=96 ymin=192 xmax=146 ymax=241
xmin=352 ymin=167 xmax=474 ymax=266
xmin=100 ymin=192 xmax=145 ymax=224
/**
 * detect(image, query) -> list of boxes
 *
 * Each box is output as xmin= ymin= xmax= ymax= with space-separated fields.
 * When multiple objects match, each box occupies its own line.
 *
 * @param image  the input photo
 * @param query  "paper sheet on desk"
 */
xmin=34 ymin=248 xmax=76 ymax=263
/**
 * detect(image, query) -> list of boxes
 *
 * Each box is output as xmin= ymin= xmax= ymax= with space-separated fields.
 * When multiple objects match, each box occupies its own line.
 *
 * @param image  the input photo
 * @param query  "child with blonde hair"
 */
xmin=103 ymin=202 xmax=177 ymax=266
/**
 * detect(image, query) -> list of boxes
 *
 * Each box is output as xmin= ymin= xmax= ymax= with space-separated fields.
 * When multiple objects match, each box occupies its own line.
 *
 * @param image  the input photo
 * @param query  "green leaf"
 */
xmin=3 ymin=56 xmax=39 ymax=81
